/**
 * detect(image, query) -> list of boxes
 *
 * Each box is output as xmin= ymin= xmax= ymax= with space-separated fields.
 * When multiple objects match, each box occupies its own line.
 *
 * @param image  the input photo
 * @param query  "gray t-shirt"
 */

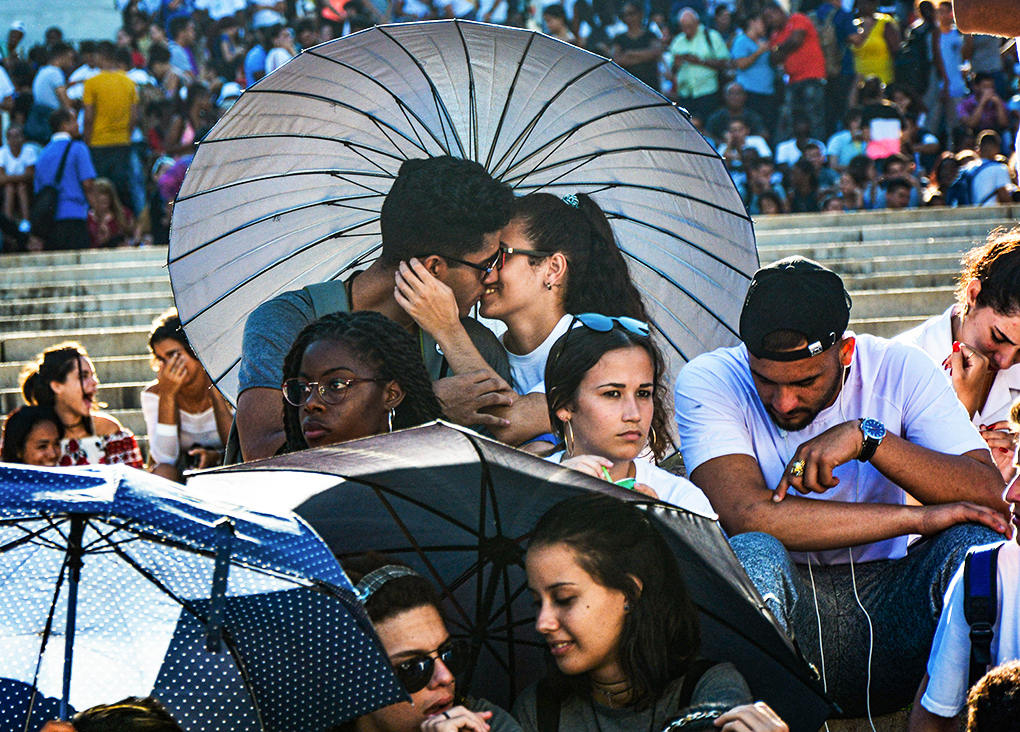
xmin=472 ymin=697 xmax=524 ymax=732
xmin=32 ymin=65 xmax=65 ymax=109
xmin=238 ymin=279 xmax=511 ymax=394
xmin=512 ymin=663 xmax=751 ymax=732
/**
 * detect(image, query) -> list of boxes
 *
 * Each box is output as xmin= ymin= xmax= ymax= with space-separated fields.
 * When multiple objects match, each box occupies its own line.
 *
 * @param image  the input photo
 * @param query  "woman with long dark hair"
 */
xmin=395 ymin=192 xmax=647 ymax=450
xmin=1 ymin=405 xmax=63 ymax=466
xmin=517 ymin=493 xmax=786 ymax=731
xmin=281 ymin=311 xmax=444 ymax=452
xmin=19 ymin=342 xmax=142 ymax=467
xmin=542 ymin=315 xmax=715 ymax=515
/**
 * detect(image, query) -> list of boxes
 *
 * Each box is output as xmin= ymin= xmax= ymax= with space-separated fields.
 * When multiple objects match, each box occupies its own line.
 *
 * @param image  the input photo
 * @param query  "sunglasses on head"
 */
xmin=550 ymin=313 xmax=652 ymax=374
xmin=393 ymin=639 xmax=471 ymax=694
xmin=281 ymin=376 xmax=388 ymax=406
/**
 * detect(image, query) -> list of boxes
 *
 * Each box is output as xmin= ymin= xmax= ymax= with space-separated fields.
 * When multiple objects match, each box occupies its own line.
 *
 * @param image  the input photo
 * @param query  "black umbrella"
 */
xmin=190 ymin=423 xmax=834 ymax=730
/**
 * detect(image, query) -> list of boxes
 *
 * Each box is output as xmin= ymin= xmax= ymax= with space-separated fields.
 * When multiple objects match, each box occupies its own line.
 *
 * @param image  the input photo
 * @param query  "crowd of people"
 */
xmin=3 ymin=152 xmax=1020 ymax=731
xmin=0 ymin=0 xmax=1015 ymax=252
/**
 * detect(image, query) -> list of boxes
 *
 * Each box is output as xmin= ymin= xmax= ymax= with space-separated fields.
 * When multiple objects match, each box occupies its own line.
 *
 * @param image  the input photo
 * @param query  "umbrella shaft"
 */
xmin=60 ymin=516 xmax=86 ymax=721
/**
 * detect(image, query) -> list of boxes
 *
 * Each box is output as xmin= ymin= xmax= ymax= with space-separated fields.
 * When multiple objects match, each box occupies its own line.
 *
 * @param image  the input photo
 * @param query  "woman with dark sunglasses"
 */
xmin=280 ymin=311 xmax=444 ymax=452
xmin=333 ymin=554 xmax=521 ymax=732
xmin=394 ymin=192 xmax=647 ymax=451
xmin=542 ymin=316 xmax=716 ymax=516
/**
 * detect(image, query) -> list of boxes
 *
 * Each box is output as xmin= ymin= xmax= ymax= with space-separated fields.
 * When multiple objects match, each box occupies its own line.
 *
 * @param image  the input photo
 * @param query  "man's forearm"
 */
xmin=953 ymin=0 xmax=1020 ymax=35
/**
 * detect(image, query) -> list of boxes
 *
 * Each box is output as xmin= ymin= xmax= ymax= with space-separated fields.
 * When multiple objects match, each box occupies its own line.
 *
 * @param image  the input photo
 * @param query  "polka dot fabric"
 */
xmin=0 ymin=463 xmax=405 ymax=732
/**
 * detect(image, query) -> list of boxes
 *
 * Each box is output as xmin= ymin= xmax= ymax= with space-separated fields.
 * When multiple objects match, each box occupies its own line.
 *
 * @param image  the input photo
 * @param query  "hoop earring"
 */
xmin=388 ymin=408 xmax=395 ymax=433
xmin=564 ymin=420 xmax=575 ymax=456
xmin=647 ymin=425 xmax=656 ymax=448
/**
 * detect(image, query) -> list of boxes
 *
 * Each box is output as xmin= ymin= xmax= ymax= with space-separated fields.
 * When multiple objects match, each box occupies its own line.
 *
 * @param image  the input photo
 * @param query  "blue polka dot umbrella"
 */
xmin=0 ymin=464 xmax=406 ymax=732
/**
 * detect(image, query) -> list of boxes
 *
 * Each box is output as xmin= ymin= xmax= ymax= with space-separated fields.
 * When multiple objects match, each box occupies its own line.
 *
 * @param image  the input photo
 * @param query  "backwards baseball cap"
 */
xmin=8 ymin=21 xmax=25 ymax=35
xmin=739 ymin=256 xmax=852 ymax=361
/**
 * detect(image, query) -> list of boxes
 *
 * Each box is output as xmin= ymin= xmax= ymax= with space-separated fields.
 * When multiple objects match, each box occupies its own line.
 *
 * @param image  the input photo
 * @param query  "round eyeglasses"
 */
xmin=281 ymin=377 xmax=388 ymax=406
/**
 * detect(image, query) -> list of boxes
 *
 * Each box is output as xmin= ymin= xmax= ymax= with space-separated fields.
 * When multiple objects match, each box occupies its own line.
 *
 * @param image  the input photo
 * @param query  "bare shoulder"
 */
xmin=92 ymin=412 xmax=126 ymax=436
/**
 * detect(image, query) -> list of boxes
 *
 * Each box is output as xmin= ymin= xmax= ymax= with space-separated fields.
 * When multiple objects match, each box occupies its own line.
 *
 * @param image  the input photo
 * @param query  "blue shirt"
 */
xmin=815 ymin=4 xmax=856 ymax=77
xmin=731 ymin=31 xmax=773 ymax=95
xmin=245 ymin=45 xmax=267 ymax=87
xmin=34 ymin=135 xmax=96 ymax=221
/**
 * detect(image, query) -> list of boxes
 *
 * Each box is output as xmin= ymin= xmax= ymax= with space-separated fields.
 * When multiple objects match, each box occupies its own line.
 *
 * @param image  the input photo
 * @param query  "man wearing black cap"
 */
xmin=675 ymin=256 xmax=1010 ymax=716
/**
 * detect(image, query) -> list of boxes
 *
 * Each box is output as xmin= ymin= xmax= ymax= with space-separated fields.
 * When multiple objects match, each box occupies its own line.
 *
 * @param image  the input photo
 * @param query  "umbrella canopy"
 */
xmin=0 ymin=464 xmax=405 ymax=732
xmin=168 ymin=20 xmax=758 ymax=405
xmin=190 ymin=423 xmax=835 ymax=731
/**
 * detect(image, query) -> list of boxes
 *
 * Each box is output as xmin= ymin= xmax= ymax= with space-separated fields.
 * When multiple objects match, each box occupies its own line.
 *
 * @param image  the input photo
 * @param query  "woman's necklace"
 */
xmin=590 ymin=677 xmax=632 ymax=708
xmin=587 ymin=686 xmax=658 ymax=732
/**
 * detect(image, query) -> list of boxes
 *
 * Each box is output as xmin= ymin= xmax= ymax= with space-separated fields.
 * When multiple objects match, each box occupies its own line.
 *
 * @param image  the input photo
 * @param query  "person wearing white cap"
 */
xmin=2 ymin=21 xmax=25 ymax=65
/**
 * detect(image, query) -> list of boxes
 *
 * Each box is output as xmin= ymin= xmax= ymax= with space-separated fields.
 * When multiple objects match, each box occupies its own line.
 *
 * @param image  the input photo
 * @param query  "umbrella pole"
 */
xmin=60 ymin=515 xmax=86 ymax=721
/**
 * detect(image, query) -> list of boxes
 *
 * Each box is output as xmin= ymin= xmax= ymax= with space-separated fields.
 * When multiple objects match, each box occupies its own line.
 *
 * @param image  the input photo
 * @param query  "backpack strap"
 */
xmin=963 ymin=543 xmax=1002 ymax=688
xmin=303 ymin=280 xmax=353 ymax=319
xmin=677 ymin=659 xmax=718 ymax=709
xmin=535 ymin=677 xmax=561 ymax=732
xmin=54 ymin=140 xmax=74 ymax=186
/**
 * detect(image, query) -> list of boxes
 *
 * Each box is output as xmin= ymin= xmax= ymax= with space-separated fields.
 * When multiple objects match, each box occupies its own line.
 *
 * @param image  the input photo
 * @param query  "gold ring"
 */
xmin=789 ymin=460 xmax=805 ymax=477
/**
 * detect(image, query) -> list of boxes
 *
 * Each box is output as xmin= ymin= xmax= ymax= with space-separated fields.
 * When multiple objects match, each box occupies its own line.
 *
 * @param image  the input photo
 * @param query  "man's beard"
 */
xmin=764 ymin=366 xmax=844 ymax=432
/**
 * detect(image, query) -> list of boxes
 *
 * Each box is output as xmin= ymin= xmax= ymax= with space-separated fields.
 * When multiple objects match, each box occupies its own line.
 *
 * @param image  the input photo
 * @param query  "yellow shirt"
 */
xmin=83 ymin=71 xmax=138 ymax=148
xmin=851 ymin=14 xmax=896 ymax=84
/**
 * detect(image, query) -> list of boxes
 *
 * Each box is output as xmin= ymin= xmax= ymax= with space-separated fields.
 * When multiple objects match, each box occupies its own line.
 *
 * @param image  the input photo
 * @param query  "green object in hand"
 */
xmin=601 ymin=466 xmax=636 ymax=490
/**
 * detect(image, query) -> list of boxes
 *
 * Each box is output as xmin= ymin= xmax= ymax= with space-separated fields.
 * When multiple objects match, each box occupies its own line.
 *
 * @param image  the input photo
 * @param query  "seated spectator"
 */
xmin=86 ymin=177 xmax=134 ymax=247
xmin=516 ymin=493 xmax=788 ymax=732
xmin=821 ymin=194 xmax=846 ymax=211
xmin=928 ymin=151 xmax=963 ymax=205
xmin=719 ymin=117 xmax=771 ymax=178
xmin=957 ymin=130 xmax=1015 ymax=206
xmin=165 ymin=83 xmax=216 ymax=158
xmin=243 ymin=28 xmax=270 ymax=87
xmin=785 ymin=158 xmax=821 ymax=212
xmin=148 ymin=42 xmax=184 ymax=101
xmin=19 ymin=341 xmax=143 ymax=468
xmin=544 ymin=4 xmax=579 ymax=45
xmin=884 ymin=176 xmax=914 ymax=208
xmin=802 ymin=141 xmax=840 ymax=190
xmin=729 ymin=14 xmax=775 ymax=129
xmin=876 ymin=152 xmax=923 ymax=208
xmin=826 ymin=108 xmax=867 ymax=172
xmin=675 ymin=257 xmax=1009 ymax=716
xmin=669 ymin=8 xmax=730 ymax=125
xmin=958 ymin=72 xmax=1009 ymax=138
xmin=907 ymin=440 xmax=1019 ymax=731
xmin=40 ymin=696 xmax=185 ymax=732
xmin=903 ymin=109 xmax=943 ymax=174
xmin=282 ymin=310 xmax=444 ymax=452
xmin=0 ymin=405 xmax=62 ymax=467
xmin=705 ymin=82 xmax=767 ymax=144
xmin=846 ymin=153 xmax=879 ymax=208
xmin=543 ymin=313 xmax=716 ymax=515
xmin=966 ymin=662 xmax=1020 ymax=732
xmin=774 ymin=118 xmax=826 ymax=170
xmin=610 ymin=3 xmax=661 ymax=90
xmin=335 ymin=554 xmax=520 ymax=732
xmin=264 ymin=24 xmax=295 ymax=75
xmin=0 ymin=124 xmax=38 ymax=232
xmin=757 ymin=189 xmax=785 ymax=214
xmin=142 ymin=308 xmax=232 ymax=481
xmin=739 ymin=156 xmax=788 ymax=214
xmin=839 ymin=169 xmax=867 ymax=210
xmin=166 ymin=16 xmax=199 ymax=82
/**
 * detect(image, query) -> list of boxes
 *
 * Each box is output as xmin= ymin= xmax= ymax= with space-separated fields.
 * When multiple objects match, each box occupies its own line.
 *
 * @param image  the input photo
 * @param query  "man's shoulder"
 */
xmin=676 ymin=344 xmax=748 ymax=391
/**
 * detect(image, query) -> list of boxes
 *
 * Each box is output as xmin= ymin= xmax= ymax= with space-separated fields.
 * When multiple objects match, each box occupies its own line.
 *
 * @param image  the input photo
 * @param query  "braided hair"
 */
xmin=513 ymin=192 xmax=648 ymax=321
xmin=281 ymin=311 xmax=444 ymax=451
xmin=19 ymin=341 xmax=98 ymax=436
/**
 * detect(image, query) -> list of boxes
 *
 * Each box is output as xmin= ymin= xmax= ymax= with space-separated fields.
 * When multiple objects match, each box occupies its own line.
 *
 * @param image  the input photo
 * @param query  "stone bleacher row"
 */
xmin=0 ymin=204 xmax=1017 ymax=461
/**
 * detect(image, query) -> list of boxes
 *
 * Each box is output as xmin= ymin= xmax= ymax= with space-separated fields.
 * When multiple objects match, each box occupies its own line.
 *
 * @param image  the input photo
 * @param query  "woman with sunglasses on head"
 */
xmin=281 ymin=311 xmax=445 ymax=452
xmin=517 ymin=493 xmax=787 ymax=732
xmin=542 ymin=315 xmax=715 ymax=516
xmin=333 ymin=554 xmax=521 ymax=732
xmin=19 ymin=342 xmax=143 ymax=468
xmin=395 ymin=192 xmax=647 ymax=451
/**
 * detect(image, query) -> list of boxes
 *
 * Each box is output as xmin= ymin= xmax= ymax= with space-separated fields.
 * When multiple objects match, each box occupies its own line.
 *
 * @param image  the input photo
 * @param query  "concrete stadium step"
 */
xmin=757 ymin=234 xmax=981 ymax=264
xmin=0 ymin=354 xmax=153 ymax=385
xmin=1 ymin=380 xmax=149 ymax=413
xmin=753 ymin=203 xmax=1017 ymax=236
xmin=840 ymin=269 xmax=958 ymax=291
xmin=0 ymin=308 xmax=168 ymax=333
xmin=0 ymin=246 xmax=168 ymax=268
xmin=850 ymin=315 xmax=930 ymax=338
xmin=0 ymin=292 xmax=175 ymax=318
xmin=0 ymin=261 xmax=169 ymax=287
xmin=110 ymin=409 xmax=147 ymax=440
xmin=814 ymin=252 xmax=964 ymax=276
xmin=0 ymin=275 xmax=171 ymax=301
xmin=845 ymin=286 xmax=955 ymax=320
xmin=0 ymin=326 xmax=152 ymax=362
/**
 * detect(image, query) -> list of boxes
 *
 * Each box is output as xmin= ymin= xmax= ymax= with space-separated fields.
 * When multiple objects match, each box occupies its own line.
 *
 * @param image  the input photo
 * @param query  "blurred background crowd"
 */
xmin=0 ymin=0 xmax=1017 ymax=254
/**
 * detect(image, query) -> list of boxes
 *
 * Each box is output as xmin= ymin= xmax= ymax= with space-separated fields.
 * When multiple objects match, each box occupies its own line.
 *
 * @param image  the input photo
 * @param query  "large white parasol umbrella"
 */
xmin=168 ymin=20 xmax=758 ymax=404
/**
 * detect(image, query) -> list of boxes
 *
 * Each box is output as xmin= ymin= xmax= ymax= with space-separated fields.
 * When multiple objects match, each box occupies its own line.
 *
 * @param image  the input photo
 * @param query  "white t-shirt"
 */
xmin=264 ymin=47 xmax=294 ymax=75
xmin=718 ymin=135 xmax=772 ymax=159
xmin=895 ymin=305 xmax=1020 ymax=428
xmin=775 ymin=137 xmax=826 ymax=167
xmin=968 ymin=158 xmax=1014 ymax=206
xmin=674 ymin=335 xmax=988 ymax=565
xmin=0 ymin=65 xmax=14 ymax=102
xmin=0 ymin=143 xmax=39 ymax=176
xmin=921 ymin=540 xmax=1020 ymax=718
xmin=141 ymin=389 xmax=224 ymax=465
xmin=546 ymin=451 xmax=717 ymax=518
xmin=502 ymin=314 xmax=572 ymax=395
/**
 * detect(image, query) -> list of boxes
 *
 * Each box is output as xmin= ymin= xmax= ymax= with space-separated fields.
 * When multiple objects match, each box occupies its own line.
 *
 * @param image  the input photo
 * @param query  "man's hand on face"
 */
xmin=774 ymin=419 xmax=863 ymax=501
xmin=432 ymin=370 xmax=513 ymax=428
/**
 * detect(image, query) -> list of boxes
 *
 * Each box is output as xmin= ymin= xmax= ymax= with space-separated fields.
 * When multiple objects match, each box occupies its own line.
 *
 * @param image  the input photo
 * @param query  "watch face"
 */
xmin=861 ymin=418 xmax=885 ymax=440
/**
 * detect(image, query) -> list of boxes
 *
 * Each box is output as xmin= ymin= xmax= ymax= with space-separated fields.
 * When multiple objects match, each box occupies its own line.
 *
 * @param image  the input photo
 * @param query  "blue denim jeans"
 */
xmin=730 ymin=524 xmax=1001 ymax=717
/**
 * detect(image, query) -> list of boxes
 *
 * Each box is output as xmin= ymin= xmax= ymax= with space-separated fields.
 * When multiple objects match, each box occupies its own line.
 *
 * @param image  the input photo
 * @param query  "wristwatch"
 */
xmin=857 ymin=418 xmax=886 ymax=462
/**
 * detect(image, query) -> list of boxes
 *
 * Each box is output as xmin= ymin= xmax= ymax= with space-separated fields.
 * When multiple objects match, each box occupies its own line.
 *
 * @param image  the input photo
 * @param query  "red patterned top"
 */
xmin=59 ymin=430 xmax=144 ymax=469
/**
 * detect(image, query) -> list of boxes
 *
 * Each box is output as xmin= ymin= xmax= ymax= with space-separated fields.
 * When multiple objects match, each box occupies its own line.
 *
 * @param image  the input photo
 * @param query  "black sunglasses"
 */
xmin=550 ymin=313 xmax=652 ymax=374
xmin=281 ymin=376 xmax=388 ymax=406
xmin=393 ymin=639 xmax=471 ymax=694
xmin=415 ymin=248 xmax=504 ymax=279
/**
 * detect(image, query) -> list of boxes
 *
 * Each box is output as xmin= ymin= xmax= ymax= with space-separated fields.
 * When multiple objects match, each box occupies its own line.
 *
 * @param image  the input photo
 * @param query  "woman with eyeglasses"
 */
xmin=543 ymin=315 xmax=715 ymax=516
xmin=333 ymin=554 xmax=521 ymax=732
xmin=281 ymin=311 xmax=444 ymax=452
xmin=518 ymin=493 xmax=787 ymax=732
xmin=395 ymin=192 xmax=647 ymax=451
